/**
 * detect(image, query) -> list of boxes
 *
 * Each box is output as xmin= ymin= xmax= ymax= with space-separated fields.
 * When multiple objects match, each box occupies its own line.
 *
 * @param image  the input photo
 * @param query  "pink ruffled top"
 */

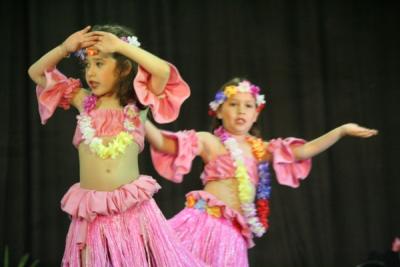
xmin=35 ymin=63 xmax=190 ymax=149
xmin=72 ymin=106 xmax=146 ymax=150
xmin=200 ymin=154 xmax=259 ymax=185
xmin=150 ymin=131 xmax=312 ymax=188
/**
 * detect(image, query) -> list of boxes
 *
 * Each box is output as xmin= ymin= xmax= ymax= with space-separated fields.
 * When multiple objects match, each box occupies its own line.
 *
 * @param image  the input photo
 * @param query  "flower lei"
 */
xmin=74 ymin=35 xmax=141 ymax=60
xmin=208 ymin=80 xmax=266 ymax=116
xmin=77 ymin=95 xmax=140 ymax=159
xmin=214 ymin=126 xmax=271 ymax=237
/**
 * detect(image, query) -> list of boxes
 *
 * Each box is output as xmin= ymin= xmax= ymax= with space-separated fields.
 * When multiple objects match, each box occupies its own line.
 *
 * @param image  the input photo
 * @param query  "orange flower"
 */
xmin=186 ymin=195 xmax=196 ymax=208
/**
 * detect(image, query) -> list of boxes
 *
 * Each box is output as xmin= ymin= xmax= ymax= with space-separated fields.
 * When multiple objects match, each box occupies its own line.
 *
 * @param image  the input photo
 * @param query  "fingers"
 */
xmin=80 ymin=25 xmax=91 ymax=33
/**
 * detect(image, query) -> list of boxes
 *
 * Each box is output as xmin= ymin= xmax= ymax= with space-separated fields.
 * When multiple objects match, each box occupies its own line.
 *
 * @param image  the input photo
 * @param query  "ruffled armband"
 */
xmin=267 ymin=138 xmax=312 ymax=188
xmin=133 ymin=63 xmax=190 ymax=124
xmin=36 ymin=68 xmax=81 ymax=124
xmin=150 ymin=130 xmax=199 ymax=183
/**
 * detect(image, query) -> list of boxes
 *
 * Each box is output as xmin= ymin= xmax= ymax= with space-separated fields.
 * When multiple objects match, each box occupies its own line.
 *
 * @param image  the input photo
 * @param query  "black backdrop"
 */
xmin=1 ymin=1 xmax=399 ymax=266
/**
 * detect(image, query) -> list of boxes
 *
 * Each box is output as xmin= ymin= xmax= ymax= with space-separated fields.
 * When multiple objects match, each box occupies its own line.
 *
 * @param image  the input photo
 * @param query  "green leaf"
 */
xmin=17 ymin=254 xmax=29 ymax=267
xmin=3 ymin=246 xmax=9 ymax=267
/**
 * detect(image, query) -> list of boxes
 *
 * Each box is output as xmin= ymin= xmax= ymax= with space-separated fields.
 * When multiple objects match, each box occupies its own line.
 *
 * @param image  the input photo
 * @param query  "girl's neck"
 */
xmin=97 ymin=93 xmax=121 ymax=109
xmin=223 ymin=128 xmax=249 ymax=143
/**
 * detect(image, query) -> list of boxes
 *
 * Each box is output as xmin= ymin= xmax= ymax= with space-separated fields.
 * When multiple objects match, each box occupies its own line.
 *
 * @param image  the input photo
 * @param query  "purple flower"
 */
xmin=83 ymin=94 xmax=97 ymax=113
xmin=73 ymin=49 xmax=86 ymax=60
xmin=215 ymin=91 xmax=226 ymax=102
xmin=250 ymin=85 xmax=261 ymax=96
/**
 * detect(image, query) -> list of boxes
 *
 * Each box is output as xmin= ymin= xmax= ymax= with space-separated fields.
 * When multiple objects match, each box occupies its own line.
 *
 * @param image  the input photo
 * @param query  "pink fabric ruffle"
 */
xmin=169 ymin=191 xmax=250 ymax=267
xmin=72 ymin=108 xmax=145 ymax=151
xmin=150 ymin=130 xmax=199 ymax=183
xmin=134 ymin=63 xmax=190 ymax=124
xmin=200 ymin=154 xmax=258 ymax=185
xmin=36 ymin=68 xmax=81 ymax=124
xmin=62 ymin=196 xmax=207 ymax=266
xmin=267 ymin=137 xmax=312 ymax=188
xmin=61 ymin=175 xmax=161 ymax=248
xmin=184 ymin=190 xmax=254 ymax=248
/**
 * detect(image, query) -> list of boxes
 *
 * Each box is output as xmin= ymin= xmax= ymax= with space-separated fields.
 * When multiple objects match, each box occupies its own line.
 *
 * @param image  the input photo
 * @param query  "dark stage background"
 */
xmin=1 ymin=1 xmax=399 ymax=266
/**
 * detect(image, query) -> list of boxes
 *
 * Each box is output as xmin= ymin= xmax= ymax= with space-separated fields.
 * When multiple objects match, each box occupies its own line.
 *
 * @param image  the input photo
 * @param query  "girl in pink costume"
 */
xmin=28 ymin=24 xmax=206 ymax=267
xmin=145 ymin=77 xmax=378 ymax=267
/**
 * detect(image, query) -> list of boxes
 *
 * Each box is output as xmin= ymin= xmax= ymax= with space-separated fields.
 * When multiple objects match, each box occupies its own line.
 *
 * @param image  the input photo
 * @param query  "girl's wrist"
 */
xmin=59 ymin=43 xmax=70 ymax=58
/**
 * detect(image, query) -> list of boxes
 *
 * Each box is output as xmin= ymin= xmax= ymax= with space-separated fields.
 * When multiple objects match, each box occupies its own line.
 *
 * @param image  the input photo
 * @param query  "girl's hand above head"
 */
xmin=90 ymin=31 xmax=124 ymax=54
xmin=61 ymin=26 xmax=99 ymax=54
xmin=340 ymin=123 xmax=378 ymax=138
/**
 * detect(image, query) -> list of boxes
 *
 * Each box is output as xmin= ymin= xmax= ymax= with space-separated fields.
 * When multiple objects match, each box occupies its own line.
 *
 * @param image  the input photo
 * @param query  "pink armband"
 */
xmin=268 ymin=137 xmax=312 ymax=188
xmin=36 ymin=68 xmax=81 ymax=124
xmin=134 ymin=63 xmax=190 ymax=124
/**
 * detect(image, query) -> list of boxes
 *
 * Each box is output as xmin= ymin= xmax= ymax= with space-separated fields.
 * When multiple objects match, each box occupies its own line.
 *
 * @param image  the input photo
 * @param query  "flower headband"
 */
xmin=73 ymin=35 xmax=141 ymax=60
xmin=208 ymin=80 xmax=266 ymax=116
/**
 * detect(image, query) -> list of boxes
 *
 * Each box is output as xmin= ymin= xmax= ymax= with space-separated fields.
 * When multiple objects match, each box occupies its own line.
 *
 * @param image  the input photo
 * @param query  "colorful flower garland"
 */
xmin=214 ymin=126 xmax=271 ymax=237
xmin=208 ymin=80 xmax=266 ymax=116
xmin=74 ymin=35 xmax=141 ymax=60
xmin=77 ymin=95 xmax=140 ymax=159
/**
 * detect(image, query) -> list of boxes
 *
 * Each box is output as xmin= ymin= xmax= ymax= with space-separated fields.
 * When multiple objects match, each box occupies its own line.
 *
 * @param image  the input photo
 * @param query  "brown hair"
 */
xmin=91 ymin=24 xmax=145 ymax=109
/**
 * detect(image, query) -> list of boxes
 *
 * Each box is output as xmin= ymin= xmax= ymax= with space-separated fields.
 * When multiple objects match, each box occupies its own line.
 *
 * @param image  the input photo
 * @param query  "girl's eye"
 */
xmin=246 ymin=104 xmax=255 ymax=108
xmin=96 ymin=62 xmax=103 ymax=67
xmin=229 ymin=102 xmax=237 ymax=106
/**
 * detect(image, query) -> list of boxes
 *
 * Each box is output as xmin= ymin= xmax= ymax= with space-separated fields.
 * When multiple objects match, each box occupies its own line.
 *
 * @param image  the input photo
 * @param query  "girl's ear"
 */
xmin=216 ymin=108 xmax=223 ymax=119
xmin=120 ymin=60 xmax=133 ymax=77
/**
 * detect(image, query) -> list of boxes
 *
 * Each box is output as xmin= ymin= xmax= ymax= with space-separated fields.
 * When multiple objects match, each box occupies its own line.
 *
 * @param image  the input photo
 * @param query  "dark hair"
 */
xmin=210 ymin=77 xmax=262 ymax=138
xmin=91 ymin=24 xmax=145 ymax=109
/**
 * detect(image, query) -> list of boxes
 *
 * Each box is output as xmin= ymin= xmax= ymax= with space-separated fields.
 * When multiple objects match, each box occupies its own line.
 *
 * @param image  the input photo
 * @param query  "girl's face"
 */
xmin=217 ymin=92 xmax=259 ymax=136
xmin=84 ymin=51 xmax=119 ymax=97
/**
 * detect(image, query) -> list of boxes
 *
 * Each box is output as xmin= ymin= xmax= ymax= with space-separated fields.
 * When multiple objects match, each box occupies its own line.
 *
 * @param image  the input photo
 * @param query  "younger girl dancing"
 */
xmin=145 ymin=77 xmax=378 ymax=267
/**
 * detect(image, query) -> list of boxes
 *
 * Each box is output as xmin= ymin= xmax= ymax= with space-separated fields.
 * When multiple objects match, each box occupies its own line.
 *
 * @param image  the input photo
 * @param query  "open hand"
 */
xmin=340 ymin=123 xmax=378 ymax=138
xmin=89 ymin=31 xmax=124 ymax=54
xmin=61 ymin=26 xmax=99 ymax=54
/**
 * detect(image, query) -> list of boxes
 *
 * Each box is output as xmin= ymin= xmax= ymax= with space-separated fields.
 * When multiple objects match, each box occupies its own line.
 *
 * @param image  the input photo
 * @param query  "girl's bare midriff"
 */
xmin=78 ymin=137 xmax=140 ymax=191
xmin=204 ymin=177 xmax=255 ymax=214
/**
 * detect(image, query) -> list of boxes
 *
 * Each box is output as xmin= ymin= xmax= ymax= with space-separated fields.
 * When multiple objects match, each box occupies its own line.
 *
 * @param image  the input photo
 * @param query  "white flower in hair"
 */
xmin=127 ymin=36 xmax=141 ymax=47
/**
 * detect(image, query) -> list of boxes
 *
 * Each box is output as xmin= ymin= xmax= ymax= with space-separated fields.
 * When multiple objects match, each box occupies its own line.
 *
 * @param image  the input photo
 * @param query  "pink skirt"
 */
xmin=60 ymin=175 xmax=206 ymax=267
xmin=169 ymin=190 xmax=253 ymax=267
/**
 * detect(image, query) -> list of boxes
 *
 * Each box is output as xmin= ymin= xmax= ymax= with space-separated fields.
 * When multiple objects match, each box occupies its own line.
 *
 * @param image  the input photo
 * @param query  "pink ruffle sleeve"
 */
xmin=133 ymin=63 xmax=190 ymax=124
xmin=267 ymin=138 xmax=312 ymax=188
xmin=35 ymin=68 xmax=81 ymax=124
xmin=150 ymin=130 xmax=199 ymax=183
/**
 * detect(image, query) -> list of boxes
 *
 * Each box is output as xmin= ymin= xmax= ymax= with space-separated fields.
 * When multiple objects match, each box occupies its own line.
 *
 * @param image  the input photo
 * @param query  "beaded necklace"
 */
xmin=214 ymin=126 xmax=271 ymax=237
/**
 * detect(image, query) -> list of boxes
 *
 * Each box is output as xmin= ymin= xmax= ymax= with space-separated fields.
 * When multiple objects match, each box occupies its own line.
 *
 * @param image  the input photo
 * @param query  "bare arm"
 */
xmin=144 ymin=120 xmax=178 ymax=155
xmin=292 ymin=123 xmax=378 ymax=160
xmin=28 ymin=26 xmax=98 ymax=88
xmin=144 ymin=120 xmax=213 ymax=157
xmin=91 ymin=31 xmax=170 ymax=96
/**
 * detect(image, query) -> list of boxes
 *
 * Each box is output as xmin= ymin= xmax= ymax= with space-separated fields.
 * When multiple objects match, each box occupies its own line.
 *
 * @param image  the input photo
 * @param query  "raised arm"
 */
xmin=292 ymin=123 xmax=378 ymax=160
xmin=28 ymin=26 xmax=98 ymax=88
xmin=90 ymin=31 xmax=170 ymax=96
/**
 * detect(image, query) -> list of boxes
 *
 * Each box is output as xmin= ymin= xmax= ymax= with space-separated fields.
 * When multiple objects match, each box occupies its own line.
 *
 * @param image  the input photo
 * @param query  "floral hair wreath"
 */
xmin=208 ymin=80 xmax=266 ymax=116
xmin=73 ymin=35 xmax=141 ymax=60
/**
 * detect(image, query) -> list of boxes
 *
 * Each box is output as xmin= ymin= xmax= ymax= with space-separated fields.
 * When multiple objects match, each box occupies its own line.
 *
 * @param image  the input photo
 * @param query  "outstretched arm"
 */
xmin=90 ymin=31 xmax=170 ymax=96
xmin=144 ymin=120 xmax=178 ymax=155
xmin=28 ymin=26 xmax=98 ymax=88
xmin=292 ymin=123 xmax=378 ymax=160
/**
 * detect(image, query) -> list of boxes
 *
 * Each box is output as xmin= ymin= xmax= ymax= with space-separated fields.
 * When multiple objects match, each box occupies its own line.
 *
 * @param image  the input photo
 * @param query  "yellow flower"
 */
xmin=206 ymin=206 xmax=222 ymax=218
xmin=224 ymin=86 xmax=237 ymax=98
